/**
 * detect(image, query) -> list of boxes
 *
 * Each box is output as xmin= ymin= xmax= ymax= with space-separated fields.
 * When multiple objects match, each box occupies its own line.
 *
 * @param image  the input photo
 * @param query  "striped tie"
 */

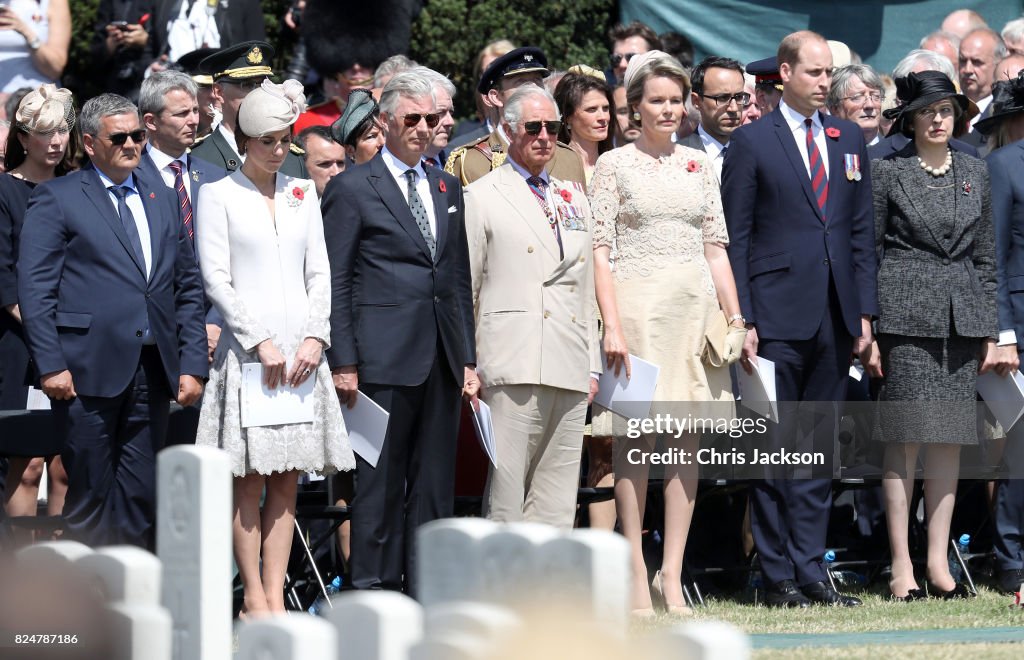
xmin=805 ymin=118 xmax=828 ymax=221
xmin=168 ymin=160 xmax=194 ymax=242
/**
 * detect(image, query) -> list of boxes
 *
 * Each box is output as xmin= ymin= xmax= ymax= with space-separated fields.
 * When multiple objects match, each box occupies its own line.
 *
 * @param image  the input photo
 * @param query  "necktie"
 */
xmin=526 ymin=175 xmax=564 ymax=259
xmin=805 ymin=118 xmax=828 ymax=220
xmin=404 ymin=169 xmax=436 ymax=259
xmin=109 ymin=185 xmax=148 ymax=274
xmin=715 ymin=144 xmax=728 ymax=182
xmin=168 ymin=160 xmax=194 ymax=242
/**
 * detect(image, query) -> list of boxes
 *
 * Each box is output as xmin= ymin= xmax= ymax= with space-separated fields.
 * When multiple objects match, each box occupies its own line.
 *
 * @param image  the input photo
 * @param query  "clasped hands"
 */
xmin=257 ymin=337 xmax=322 ymax=389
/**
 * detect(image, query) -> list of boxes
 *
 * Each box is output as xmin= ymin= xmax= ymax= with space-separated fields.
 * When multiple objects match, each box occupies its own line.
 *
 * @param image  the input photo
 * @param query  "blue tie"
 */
xmin=109 ymin=185 xmax=147 ymax=273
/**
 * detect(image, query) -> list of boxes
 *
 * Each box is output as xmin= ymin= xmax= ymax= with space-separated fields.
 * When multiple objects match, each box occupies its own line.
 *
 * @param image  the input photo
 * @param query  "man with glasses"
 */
xmin=190 ymin=41 xmax=308 ymax=177
xmin=322 ymin=71 xmax=477 ymax=595
xmin=607 ymin=21 xmax=661 ymax=84
xmin=17 ymin=93 xmax=208 ymax=548
xmin=827 ymin=64 xmax=886 ymax=146
xmin=463 ymin=83 xmax=599 ymax=529
xmin=682 ymin=56 xmax=749 ymax=183
xmin=446 ymin=47 xmax=584 ymax=186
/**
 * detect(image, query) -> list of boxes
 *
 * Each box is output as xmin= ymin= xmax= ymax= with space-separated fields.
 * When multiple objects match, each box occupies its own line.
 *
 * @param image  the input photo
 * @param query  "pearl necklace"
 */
xmin=918 ymin=149 xmax=952 ymax=177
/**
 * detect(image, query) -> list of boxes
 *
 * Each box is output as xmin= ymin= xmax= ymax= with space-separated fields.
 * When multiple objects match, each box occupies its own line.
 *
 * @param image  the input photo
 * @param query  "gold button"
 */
xmin=528 ymin=246 xmax=534 ymax=253
xmin=578 ymin=256 xmax=585 ymax=263
xmin=544 ymin=311 xmax=550 ymax=319
xmin=571 ymin=315 xmax=577 ymax=323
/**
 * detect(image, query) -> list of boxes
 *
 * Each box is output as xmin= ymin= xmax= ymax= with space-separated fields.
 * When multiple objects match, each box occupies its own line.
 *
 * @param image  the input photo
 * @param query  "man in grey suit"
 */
xmin=683 ymin=56 xmax=748 ymax=183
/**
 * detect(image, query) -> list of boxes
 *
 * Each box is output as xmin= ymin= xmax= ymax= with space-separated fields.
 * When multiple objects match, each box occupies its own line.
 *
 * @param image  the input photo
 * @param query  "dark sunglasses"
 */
xmin=610 ymin=52 xmax=639 ymax=67
xmin=401 ymin=113 xmax=441 ymax=128
xmin=104 ymin=129 xmax=147 ymax=146
xmin=522 ymin=120 xmax=562 ymax=136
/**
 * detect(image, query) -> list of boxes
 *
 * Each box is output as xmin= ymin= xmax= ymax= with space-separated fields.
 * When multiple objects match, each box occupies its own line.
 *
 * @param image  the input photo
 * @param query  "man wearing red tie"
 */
xmin=722 ymin=31 xmax=877 ymax=608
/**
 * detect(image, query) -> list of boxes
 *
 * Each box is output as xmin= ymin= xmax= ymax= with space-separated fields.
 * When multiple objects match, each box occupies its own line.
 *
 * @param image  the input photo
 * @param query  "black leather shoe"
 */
xmin=801 ymin=581 xmax=863 ymax=606
xmin=764 ymin=579 xmax=812 ymax=608
xmin=890 ymin=588 xmax=927 ymax=602
xmin=997 ymin=569 xmax=1024 ymax=594
xmin=928 ymin=582 xmax=974 ymax=599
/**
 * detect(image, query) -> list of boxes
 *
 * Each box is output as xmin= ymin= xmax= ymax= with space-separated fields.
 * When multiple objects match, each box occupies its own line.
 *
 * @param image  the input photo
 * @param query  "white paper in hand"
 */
xmin=241 ymin=363 xmax=315 ymax=427
xmin=470 ymin=399 xmax=497 ymax=468
xmin=341 ymin=391 xmax=389 ymax=468
xmin=977 ymin=370 xmax=1024 ymax=432
xmin=594 ymin=353 xmax=660 ymax=420
xmin=736 ymin=357 xmax=778 ymax=423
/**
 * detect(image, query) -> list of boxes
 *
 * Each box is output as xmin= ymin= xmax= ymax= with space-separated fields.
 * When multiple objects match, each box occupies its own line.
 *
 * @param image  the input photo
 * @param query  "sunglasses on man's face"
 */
xmin=523 ymin=120 xmax=562 ymax=136
xmin=400 ymin=113 xmax=441 ymax=128
xmin=104 ymin=129 xmax=147 ymax=146
xmin=610 ymin=52 xmax=639 ymax=67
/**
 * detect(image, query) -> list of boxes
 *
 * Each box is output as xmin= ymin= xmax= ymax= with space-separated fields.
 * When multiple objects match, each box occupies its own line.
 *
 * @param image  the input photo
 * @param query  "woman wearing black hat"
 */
xmin=864 ymin=70 xmax=1014 ymax=600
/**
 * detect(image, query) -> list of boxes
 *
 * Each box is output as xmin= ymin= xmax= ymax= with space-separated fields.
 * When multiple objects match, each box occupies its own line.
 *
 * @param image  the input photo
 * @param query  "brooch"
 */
xmin=962 ymin=181 xmax=971 ymax=196
xmin=686 ymin=160 xmax=701 ymax=173
xmin=191 ymin=170 xmax=200 ymax=182
xmin=287 ymin=184 xmax=309 ymax=208
xmin=825 ymin=127 xmax=841 ymax=139
xmin=439 ymin=180 xmax=446 ymax=193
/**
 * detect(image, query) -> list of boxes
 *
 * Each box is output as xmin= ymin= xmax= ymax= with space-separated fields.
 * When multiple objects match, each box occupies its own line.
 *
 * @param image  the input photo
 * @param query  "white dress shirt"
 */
xmin=165 ymin=0 xmax=221 ymax=63
xmin=780 ymin=100 xmax=830 ymax=179
xmin=697 ymin=125 xmax=728 ymax=183
xmin=97 ymin=168 xmax=153 ymax=280
xmin=147 ymin=144 xmax=194 ymax=201
xmin=970 ymin=95 xmax=993 ymax=129
xmin=381 ymin=146 xmax=437 ymax=236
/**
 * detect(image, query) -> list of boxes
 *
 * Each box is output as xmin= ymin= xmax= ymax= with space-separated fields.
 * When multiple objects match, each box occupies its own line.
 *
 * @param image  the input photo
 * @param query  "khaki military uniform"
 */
xmin=445 ymin=127 xmax=585 ymax=187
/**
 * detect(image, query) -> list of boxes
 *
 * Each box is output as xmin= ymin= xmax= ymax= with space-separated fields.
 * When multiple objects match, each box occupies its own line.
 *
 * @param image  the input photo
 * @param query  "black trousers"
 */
xmin=995 ymin=418 xmax=1024 ymax=572
xmin=750 ymin=285 xmax=852 ymax=586
xmin=55 ymin=346 xmax=170 ymax=549
xmin=350 ymin=343 xmax=462 ymax=595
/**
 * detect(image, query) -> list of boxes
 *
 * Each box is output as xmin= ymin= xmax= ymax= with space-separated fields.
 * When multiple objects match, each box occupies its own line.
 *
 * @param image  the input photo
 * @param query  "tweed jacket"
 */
xmin=872 ymin=144 xmax=997 ymax=339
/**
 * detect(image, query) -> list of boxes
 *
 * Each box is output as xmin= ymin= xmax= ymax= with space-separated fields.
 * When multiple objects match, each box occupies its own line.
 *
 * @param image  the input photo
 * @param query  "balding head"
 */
xmin=997 ymin=54 xmax=1024 ymax=81
xmin=920 ymin=31 xmax=960 ymax=69
xmin=960 ymin=28 xmax=1008 ymax=101
xmin=942 ymin=9 xmax=988 ymax=40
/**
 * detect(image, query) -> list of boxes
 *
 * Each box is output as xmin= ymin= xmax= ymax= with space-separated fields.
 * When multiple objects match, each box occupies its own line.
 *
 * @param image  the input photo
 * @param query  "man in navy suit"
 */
xmin=322 ymin=71 xmax=478 ymax=594
xmin=17 ymin=94 xmax=209 ymax=549
xmin=722 ymin=31 xmax=877 ymax=607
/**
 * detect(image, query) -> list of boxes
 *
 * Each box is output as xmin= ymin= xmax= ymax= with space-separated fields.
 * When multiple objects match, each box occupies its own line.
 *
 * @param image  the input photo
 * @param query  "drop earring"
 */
xmin=632 ymin=112 xmax=641 ymax=121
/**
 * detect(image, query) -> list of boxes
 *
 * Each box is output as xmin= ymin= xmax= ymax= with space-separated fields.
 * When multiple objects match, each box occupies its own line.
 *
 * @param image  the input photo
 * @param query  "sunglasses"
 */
xmin=104 ymin=129 xmax=147 ymax=146
xmin=401 ymin=113 xmax=441 ymax=128
xmin=523 ymin=120 xmax=562 ymax=136
xmin=610 ymin=52 xmax=639 ymax=67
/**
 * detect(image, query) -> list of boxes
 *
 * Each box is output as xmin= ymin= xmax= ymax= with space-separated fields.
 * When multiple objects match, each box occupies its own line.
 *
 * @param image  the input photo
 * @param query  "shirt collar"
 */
xmin=780 ymin=99 xmax=823 ymax=132
xmin=506 ymin=157 xmax=549 ymax=185
xmin=218 ymin=123 xmax=240 ymax=156
xmin=697 ymin=125 xmax=727 ymax=158
xmin=975 ymin=94 xmax=993 ymax=116
xmin=95 ymin=166 xmax=136 ymax=192
xmin=381 ymin=145 xmax=427 ymax=181
xmin=147 ymin=144 xmax=186 ymax=172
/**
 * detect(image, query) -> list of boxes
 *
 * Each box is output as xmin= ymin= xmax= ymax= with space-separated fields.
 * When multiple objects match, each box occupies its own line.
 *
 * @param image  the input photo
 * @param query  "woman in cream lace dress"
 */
xmin=195 ymin=80 xmax=354 ymax=616
xmin=590 ymin=51 xmax=745 ymax=617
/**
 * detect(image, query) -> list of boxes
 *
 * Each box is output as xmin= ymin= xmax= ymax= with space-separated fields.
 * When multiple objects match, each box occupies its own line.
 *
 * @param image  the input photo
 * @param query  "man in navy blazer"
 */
xmin=322 ymin=71 xmax=477 ymax=594
xmin=17 ymin=94 xmax=208 ymax=548
xmin=722 ymin=31 xmax=877 ymax=607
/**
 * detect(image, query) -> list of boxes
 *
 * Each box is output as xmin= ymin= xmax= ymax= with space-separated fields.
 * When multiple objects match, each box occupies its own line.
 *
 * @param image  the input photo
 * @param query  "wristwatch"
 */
xmin=27 ymin=35 xmax=42 ymax=51
xmin=728 ymin=314 xmax=746 ymax=325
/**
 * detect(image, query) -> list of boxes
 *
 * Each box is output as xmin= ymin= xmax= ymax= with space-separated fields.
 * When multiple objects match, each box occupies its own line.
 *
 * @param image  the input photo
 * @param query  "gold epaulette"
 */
xmin=444 ymin=147 xmax=466 ymax=176
xmin=289 ymin=143 xmax=305 ymax=156
xmin=187 ymin=132 xmax=211 ymax=152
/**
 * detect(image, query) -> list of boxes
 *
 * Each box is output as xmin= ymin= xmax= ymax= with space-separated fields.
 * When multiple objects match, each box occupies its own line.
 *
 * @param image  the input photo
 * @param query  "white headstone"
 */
xmin=107 ymin=602 xmax=173 ymax=660
xmin=237 ymin=614 xmax=337 ymax=659
xmin=424 ymin=601 xmax=521 ymax=641
xmin=327 ymin=591 xmax=423 ymax=660
xmin=478 ymin=522 xmax=558 ymax=606
xmin=417 ymin=517 xmax=495 ymax=607
xmin=17 ymin=539 xmax=93 ymax=565
xmin=647 ymin=621 xmax=751 ymax=660
xmin=408 ymin=634 xmax=489 ymax=660
xmin=157 ymin=445 xmax=233 ymax=660
xmin=536 ymin=530 xmax=630 ymax=633
xmin=75 ymin=546 xmax=162 ymax=605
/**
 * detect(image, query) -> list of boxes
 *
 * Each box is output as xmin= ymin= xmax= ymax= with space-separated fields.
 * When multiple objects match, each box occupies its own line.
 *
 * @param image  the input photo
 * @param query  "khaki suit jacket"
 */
xmin=446 ymin=127 xmax=586 ymax=187
xmin=465 ymin=163 xmax=600 ymax=393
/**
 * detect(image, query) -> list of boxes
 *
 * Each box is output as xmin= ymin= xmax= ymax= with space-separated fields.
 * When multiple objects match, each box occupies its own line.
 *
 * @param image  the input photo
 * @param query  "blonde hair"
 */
xmin=624 ymin=52 xmax=689 ymax=131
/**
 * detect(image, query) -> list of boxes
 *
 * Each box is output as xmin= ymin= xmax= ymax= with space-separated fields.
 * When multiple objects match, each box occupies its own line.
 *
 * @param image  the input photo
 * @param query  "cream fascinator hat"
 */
xmin=238 ymin=78 xmax=308 ymax=137
xmin=15 ymin=83 xmax=76 ymax=134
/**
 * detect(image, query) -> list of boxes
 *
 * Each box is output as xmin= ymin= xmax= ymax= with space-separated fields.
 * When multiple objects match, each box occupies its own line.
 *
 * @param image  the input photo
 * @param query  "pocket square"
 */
xmin=447 ymin=205 xmax=457 ymax=213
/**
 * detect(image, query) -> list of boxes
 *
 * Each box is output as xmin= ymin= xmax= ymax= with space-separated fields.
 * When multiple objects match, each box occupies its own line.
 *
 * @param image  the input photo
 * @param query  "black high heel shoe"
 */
xmin=927 ymin=582 xmax=973 ymax=599
xmin=890 ymin=588 xmax=927 ymax=602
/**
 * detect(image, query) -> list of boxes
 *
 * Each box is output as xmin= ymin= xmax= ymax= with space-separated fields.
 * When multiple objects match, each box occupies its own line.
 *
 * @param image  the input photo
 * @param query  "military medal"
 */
xmin=844 ymin=154 xmax=861 ymax=181
xmin=191 ymin=171 xmax=200 ymax=182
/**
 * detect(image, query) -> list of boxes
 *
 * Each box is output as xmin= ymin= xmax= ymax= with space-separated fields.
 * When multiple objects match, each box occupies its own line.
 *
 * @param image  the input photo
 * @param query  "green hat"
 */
xmin=332 ymin=89 xmax=378 ymax=146
xmin=200 ymin=41 xmax=275 ymax=82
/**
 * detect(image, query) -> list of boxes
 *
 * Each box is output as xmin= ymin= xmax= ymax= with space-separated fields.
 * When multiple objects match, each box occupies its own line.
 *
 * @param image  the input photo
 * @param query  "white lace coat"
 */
xmin=194 ymin=170 xmax=354 ymax=476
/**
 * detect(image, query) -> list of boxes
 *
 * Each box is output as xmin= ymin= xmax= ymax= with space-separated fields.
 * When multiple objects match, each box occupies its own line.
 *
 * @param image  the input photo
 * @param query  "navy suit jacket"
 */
xmin=322 ymin=152 xmax=475 ymax=387
xmin=867 ymin=132 xmax=979 ymax=161
xmin=987 ymin=140 xmax=1024 ymax=349
xmin=722 ymin=107 xmax=878 ymax=340
xmin=17 ymin=166 xmax=208 ymax=398
xmin=138 ymin=148 xmax=227 ymax=326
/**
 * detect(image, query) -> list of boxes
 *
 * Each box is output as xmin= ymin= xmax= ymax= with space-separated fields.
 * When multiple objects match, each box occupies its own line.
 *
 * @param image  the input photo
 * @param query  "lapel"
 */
xmin=423 ymin=165 xmax=449 ymax=261
xmin=494 ymin=164 xmax=560 ymax=263
xmin=893 ymin=152 xmax=951 ymax=256
xmin=771 ymin=108 xmax=823 ymax=223
xmin=212 ymin=129 xmax=241 ymax=170
xmin=367 ymin=154 xmax=432 ymax=261
xmin=82 ymin=167 xmax=147 ymax=278
xmin=822 ymin=114 xmax=844 ymax=216
xmin=134 ymin=169 xmax=164 ymax=273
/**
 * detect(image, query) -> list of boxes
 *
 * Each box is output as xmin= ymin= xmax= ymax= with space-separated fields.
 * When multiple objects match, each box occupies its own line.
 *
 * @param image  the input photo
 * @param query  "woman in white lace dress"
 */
xmin=195 ymin=80 xmax=354 ymax=617
xmin=590 ymin=51 xmax=746 ymax=617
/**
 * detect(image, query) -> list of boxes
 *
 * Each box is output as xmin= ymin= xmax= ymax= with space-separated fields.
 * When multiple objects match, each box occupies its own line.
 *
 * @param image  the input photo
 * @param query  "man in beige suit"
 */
xmin=464 ymin=84 xmax=601 ymax=529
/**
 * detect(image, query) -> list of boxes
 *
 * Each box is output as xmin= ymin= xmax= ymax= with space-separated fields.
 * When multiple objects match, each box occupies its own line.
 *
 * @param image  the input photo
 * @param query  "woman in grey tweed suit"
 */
xmin=863 ymin=71 xmax=1015 ymax=600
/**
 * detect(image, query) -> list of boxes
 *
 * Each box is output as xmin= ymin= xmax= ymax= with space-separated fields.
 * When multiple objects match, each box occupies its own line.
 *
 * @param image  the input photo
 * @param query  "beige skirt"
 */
xmin=591 ymin=262 xmax=734 ymax=436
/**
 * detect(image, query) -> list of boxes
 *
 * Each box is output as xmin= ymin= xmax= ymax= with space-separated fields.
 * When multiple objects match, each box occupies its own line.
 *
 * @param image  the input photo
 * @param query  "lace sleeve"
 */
xmin=701 ymin=155 xmax=729 ymax=246
xmin=588 ymin=153 xmax=620 ymax=249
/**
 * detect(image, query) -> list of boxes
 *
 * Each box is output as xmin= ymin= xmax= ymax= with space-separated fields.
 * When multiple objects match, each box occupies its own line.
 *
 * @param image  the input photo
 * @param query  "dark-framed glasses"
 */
xmin=700 ymin=92 xmax=752 ymax=108
xmin=841 ymin=91 xmax=884 ymax=105
xmin=105 ymin=129 xmax=147 ymax=145
xmin=401 ymin=113 xmax=441 ymax=128
xmin=610 ymin=52 xmax=639 ymax=67
xmin=522 ymin=120 xmax=562 ymax=136
xmin=918 ymin=106 xmax=956 ymax=121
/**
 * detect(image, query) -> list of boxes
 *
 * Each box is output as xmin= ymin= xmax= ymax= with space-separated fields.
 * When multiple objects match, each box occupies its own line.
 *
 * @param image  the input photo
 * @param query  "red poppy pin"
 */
xmin=439 ymin=180 xmax=447 ymax=193
xmin=148 ymin=192 xmax=155 ymax=199
xmin=825 ymin=127 xmax=841 ymax=139
xmin=686 ymin=160 xmax=700 ymax=173
xmin=559 ymin=189 xmax=572 ymax=203
xmin=292 ymin=186 xmax=305 ymax=200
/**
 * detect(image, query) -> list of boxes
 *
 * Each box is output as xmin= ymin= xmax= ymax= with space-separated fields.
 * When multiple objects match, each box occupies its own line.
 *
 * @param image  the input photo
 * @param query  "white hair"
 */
xmin=379 ymin=72 xmax=437 ymax=116
xmin=409 ymin=66 xmax=456 ymax=99
xmin=892 ymin=49 xmax=956 ymax=81
xmin=372 ymin=54 xmax=417 ymax=88
xmin=502 ymin=84 xmax=560 ymax=132
xmin=1003 ymin=18 xmax=1024 ymax=46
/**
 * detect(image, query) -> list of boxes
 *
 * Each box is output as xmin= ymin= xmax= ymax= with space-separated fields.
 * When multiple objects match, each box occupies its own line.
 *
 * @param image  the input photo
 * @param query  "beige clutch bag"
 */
xmin=702 ymin=312 xmax=746 ymax=367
